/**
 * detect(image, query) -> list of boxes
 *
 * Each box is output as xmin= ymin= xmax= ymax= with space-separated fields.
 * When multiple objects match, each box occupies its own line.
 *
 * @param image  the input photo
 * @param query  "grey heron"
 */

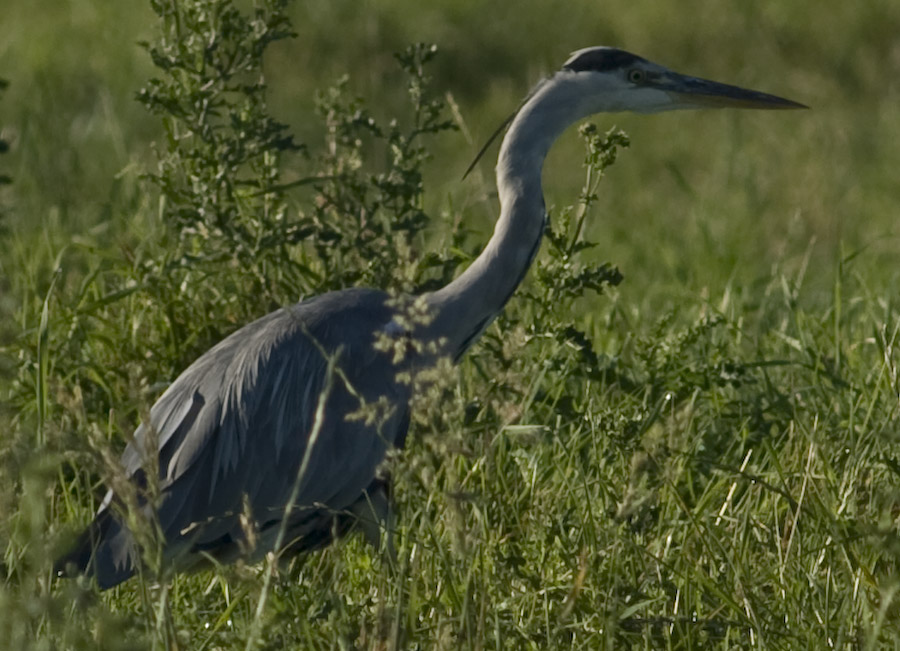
xmin=55 ymin=47 xmax=804 ymax=589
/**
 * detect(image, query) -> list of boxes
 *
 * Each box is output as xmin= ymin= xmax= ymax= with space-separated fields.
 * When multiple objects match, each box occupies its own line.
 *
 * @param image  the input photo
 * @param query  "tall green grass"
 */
xmin=1 ymin=0 xmax=899 ymax=648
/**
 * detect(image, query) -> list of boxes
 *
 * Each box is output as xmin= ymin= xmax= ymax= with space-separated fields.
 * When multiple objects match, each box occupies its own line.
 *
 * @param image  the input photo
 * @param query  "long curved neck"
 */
xmin=425 ymin=74 xmax=597 ymax=358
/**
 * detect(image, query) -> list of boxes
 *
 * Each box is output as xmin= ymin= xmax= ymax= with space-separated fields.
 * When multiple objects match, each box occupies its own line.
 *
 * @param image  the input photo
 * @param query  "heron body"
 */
xmin=56 ymin=47 xmax=803 ymax=589
xmin=60 ymin=289 xmax=411 ymax=587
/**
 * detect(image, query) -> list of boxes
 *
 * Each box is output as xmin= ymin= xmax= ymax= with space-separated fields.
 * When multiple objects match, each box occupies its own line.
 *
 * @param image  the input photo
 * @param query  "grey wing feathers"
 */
xmin=59 ymin=289 xmax=411 ymax=588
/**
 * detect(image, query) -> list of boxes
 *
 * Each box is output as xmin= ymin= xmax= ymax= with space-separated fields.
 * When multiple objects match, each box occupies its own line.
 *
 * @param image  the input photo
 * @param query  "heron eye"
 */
xmin=627 ymin=69 xmax=646 ymax=84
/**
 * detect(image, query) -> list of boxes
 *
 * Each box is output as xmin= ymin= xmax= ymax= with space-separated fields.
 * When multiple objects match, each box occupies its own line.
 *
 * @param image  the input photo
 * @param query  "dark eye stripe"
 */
xmin=563 ymin=48 xmax=647 ymax=73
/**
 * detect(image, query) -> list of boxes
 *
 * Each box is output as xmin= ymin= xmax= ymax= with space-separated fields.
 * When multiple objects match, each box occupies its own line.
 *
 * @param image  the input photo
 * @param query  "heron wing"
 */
xmin=88 ymin=288 xmax=410 ymax=579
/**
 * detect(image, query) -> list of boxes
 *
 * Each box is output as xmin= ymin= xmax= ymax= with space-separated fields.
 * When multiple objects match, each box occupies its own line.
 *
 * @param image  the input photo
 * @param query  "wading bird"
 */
xmin=56 ymin=47 xmax=804 ymax=589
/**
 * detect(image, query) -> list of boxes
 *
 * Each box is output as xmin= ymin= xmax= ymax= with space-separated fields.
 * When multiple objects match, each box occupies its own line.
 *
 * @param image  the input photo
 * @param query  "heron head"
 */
xmin=463 ymin=46 xmax=805 ymax=179
xmin=561 ymin=46 xmax=807 ymax=114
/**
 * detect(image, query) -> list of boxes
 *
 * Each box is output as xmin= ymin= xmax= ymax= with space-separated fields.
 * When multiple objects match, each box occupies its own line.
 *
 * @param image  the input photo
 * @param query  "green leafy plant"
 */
xmin=139 ymin=0 xmax=300 ymax=253
xmin=308 ymin=43 xmax=460 ymax=294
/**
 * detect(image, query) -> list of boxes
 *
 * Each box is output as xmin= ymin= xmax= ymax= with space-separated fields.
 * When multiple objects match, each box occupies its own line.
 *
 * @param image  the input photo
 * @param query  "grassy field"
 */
xmin=2 ymin=0 xmax=899 ymax=648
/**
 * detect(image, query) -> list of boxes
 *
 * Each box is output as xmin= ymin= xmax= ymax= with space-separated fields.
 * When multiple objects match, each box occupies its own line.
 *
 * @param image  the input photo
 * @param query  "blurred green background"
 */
xmin=2 ymin=0 xmax=898 ymax=315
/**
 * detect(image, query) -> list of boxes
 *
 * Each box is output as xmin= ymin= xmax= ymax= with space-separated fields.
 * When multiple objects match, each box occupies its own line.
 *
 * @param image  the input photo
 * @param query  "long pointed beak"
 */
xmin=661 ymin=72 xmax=808 ymax=110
